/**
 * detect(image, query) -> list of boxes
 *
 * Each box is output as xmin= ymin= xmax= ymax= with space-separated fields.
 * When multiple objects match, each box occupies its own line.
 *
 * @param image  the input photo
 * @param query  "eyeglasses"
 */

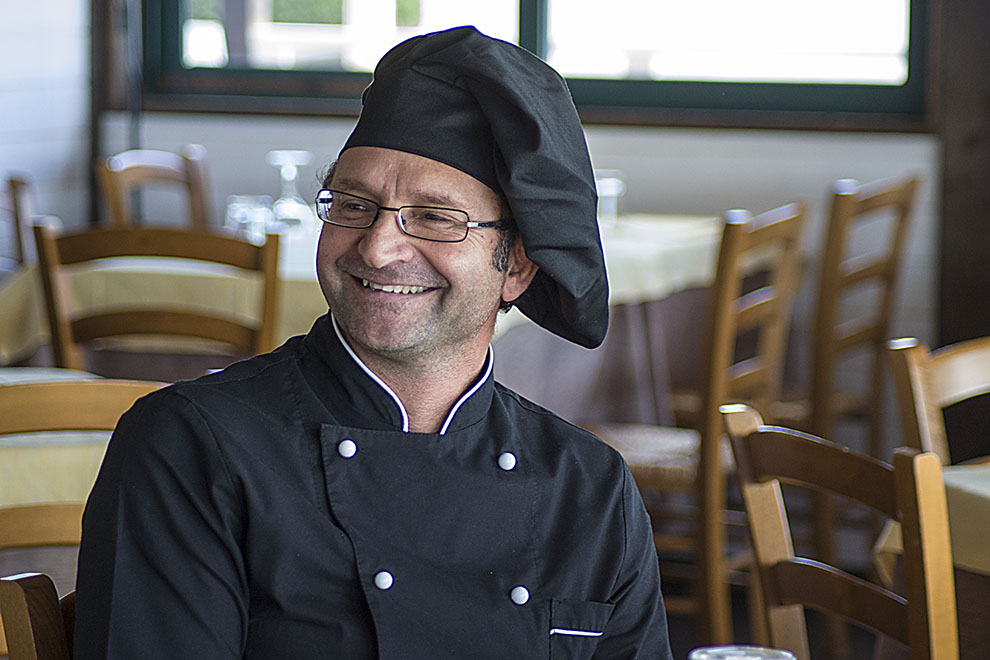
xmin=315 ymin=189 xmax=505 ymax=243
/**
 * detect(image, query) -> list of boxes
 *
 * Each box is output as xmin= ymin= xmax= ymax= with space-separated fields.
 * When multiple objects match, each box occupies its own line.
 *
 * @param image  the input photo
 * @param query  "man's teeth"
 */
xmin=362 ymin=279 xmax=428 ymax=294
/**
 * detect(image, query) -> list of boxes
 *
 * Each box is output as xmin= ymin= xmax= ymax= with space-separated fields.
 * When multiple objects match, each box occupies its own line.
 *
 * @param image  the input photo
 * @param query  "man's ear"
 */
xmin=501 ymin=238 xmax=539 ymax=304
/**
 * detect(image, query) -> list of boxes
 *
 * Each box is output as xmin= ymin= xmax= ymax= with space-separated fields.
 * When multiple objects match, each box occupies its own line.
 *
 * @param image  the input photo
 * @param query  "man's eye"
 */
xmin=341 ymin=201 xmax=369 ymax=213
xmin=419 ymin=211 xmax=459 ymax=224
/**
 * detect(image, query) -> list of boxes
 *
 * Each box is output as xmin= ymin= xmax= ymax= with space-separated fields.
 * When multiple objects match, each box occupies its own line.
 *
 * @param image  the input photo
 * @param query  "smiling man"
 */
xmin=75 ymin=26 xmax=672 ymax=659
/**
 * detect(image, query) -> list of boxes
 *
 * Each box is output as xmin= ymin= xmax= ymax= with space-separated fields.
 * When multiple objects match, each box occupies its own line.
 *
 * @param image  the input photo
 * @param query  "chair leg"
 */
xmin=814 ymin=491 xmax=850 ymax=657
xmin=699 ymin=474 xmax=732 ymax=644
xmin=747 ymin=568 xmax=769 ymax=646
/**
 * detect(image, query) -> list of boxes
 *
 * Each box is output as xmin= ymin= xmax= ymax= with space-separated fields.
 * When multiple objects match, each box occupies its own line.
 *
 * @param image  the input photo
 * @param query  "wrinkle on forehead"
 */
xmin=333 ymin=147 xmax=500 ymax=216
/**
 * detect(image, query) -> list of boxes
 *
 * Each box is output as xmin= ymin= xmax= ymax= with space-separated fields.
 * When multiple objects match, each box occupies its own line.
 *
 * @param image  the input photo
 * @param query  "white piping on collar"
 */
xmin=437 ymin=345 xmax=493 ymax=436
xmin=329 ymin=314 xmax=493 ymax=436
xmin=330 ymin=314 xmax=410 ymax=432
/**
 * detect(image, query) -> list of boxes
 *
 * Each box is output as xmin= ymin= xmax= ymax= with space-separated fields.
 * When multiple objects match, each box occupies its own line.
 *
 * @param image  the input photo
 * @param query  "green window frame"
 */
xmin=137 ymin=0 xmax=931 ymax=131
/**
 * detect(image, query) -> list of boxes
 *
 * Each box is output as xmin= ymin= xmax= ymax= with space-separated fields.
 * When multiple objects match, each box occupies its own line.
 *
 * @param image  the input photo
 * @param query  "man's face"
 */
xmin=317 ymin=146 xmax=533 ymax=365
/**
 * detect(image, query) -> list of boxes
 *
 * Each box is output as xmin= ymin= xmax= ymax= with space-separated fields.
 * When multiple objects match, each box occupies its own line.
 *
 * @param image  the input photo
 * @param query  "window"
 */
xmin=138 ymin=0 xmax=929 ymax=129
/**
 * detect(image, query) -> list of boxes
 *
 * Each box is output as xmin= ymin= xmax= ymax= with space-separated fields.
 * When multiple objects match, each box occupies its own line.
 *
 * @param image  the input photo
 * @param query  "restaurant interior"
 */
xmin=1 ymin=1 xmax=988 ymax=659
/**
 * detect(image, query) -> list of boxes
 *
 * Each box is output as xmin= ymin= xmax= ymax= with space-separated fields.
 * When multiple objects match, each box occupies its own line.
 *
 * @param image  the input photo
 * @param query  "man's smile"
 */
xmin=360 ymin=279 xmax=430 ymax=295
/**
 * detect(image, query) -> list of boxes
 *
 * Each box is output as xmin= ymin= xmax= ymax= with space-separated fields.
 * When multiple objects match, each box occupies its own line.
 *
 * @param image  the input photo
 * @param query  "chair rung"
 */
xmin=655 ymin=534 xmax=695 ymax=553
xmin=660 ymin=595 xmax=700 ymax=615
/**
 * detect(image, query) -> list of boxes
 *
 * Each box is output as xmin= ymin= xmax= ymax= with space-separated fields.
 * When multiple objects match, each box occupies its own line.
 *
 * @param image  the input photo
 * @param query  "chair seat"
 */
xmin=582 ymin=423 xmax=734 ymax=491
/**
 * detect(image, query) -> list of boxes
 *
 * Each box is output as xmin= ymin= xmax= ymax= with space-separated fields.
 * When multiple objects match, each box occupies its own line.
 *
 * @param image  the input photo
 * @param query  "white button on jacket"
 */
xmin=497 ymin=451 xmax=517 ymax=471
xmin=374 ymin=571 xmax=393 ymax=590
xmin=338 ymin=439 xmax=357 ymax=458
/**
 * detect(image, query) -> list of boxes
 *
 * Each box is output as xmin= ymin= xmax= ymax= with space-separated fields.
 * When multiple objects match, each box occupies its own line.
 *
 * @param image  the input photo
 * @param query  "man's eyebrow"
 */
xmin=329 ymin=176 xmax=374 ymax=195
xmin=331 ymin=176 xmax=472 ymax=210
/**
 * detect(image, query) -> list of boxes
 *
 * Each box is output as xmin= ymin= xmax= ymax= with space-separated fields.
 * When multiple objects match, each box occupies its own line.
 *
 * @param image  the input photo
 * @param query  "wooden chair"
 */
xmin=0 ymin=378 xmax=163 ymax=657
xmin=7 ymin=177 xmax=35 ymax=267
xmin=32 ymin=224 xmax=280 ymax=373
xmin=0 ymin=573 xmax=74 ymax=660
xmin=581 ymin=202 xmax=807 ymax=644
xmin=775 ymin=175 xmax=920 ymax=564
xmin=721 ymin=403 xmax=958 ymax=660
xmin=2 ymin=177 xmax=61 ymax=275
xmin=888 ymin=336 xmax=990 ymax=465
xmin=98 ymin=144 xmax=212 ymax=229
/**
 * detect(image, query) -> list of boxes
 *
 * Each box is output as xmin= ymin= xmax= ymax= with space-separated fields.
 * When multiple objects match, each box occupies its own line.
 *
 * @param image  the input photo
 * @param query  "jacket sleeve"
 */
xmin=595 ymin=465 xmax=674 ymax=660
xmin=74 ymin=390 xmax=248 ymax=660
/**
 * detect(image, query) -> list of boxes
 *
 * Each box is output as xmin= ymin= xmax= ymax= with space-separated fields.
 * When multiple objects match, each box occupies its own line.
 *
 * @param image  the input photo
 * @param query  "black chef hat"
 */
xmin=342 ymin=26 xmax=608 ymax=348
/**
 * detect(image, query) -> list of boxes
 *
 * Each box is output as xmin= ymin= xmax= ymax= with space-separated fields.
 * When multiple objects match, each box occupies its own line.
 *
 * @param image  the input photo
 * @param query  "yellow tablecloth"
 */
xmin=0 ymin=224 xmax=328 ymax=363
xmin=0 ymin=367 xmax=107 ymax=507
xmin=875 ymin=462 xmax=990 ymax=578
xmin=941 ymin=463 xmax=990 ymax=575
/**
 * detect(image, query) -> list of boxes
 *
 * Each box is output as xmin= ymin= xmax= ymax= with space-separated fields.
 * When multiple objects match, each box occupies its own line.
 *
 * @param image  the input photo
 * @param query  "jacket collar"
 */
xmin=302 ymin=314 xmax=496 ymax=435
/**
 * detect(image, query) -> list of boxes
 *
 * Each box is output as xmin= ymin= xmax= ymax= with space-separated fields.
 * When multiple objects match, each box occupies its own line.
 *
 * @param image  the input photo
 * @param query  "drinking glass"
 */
xmin=224 ymin=194 xmax=274 ymax=245
xmin=594 ymin=168 xmax=626 ymax=231
xmin=266 ymin=149 xmax=316 ymax=231
xmin=688 ymin=646 xmax=797 ymax=660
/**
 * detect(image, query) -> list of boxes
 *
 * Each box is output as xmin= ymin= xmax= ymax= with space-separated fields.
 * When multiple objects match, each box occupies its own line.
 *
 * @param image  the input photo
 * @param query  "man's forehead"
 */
xmin=333 ymin=146 xmax=500 ymax=208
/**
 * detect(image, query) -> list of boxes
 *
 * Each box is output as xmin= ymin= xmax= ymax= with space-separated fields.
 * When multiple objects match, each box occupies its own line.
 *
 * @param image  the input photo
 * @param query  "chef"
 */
xmin=75 ymin=26 xmax=673 ymax=659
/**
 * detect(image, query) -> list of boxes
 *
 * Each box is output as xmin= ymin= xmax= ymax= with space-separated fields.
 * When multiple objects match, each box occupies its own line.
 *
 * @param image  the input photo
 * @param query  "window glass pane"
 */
xmin=547 ymin=0 xmax=910 ymax=85
xmin=181 ymin=0 xmax=518 ymax=71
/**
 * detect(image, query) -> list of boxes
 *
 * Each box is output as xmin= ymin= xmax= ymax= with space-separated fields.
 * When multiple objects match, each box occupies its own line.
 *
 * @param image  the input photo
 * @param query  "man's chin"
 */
xmin=337 ymin=317 xmax=434 ymax=359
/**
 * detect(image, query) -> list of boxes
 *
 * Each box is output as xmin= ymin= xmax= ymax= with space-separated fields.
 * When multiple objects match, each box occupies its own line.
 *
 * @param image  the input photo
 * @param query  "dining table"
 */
xmin=874 ymin=461 xmax=990 ymax=660
xmin=493 ymin=213 xmax=721 ymax=426
xmin=0 ymin=213 xmax=723 ymax=424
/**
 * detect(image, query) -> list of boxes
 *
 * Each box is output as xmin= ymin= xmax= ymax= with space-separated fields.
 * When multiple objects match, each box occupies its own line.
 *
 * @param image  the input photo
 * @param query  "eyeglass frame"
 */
xmin=314 ymin=188 xmax=508 ymax=243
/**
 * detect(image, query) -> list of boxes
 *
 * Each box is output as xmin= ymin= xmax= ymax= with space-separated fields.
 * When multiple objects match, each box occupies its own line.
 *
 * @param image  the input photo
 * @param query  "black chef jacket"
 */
xmin=75 ymin=314 xmax=672 ymax=659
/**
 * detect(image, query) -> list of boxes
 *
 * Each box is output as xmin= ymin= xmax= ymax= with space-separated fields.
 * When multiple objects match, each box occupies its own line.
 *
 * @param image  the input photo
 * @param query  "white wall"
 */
xmin=0 ymin=0 xmax=91 ymax=244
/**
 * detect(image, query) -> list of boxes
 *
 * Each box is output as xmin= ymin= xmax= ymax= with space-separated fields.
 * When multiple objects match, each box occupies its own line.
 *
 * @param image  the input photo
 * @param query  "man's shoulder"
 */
xmin=173 ymin=336 xmax=305 ymax=396
xmin=123 ymin=336 xmax=309 ymax=431
xmin=491 ymin=381 xmax=626 ymax=467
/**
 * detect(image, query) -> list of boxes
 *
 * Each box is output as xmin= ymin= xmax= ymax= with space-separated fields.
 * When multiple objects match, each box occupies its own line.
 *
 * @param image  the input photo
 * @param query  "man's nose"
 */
xmin=357 ymin=207 xmax=415 ymax=268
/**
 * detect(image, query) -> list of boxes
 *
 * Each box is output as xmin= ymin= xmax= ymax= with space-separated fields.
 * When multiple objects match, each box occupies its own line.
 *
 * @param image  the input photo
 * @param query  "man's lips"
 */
xmin=360 ymin=278 xmax=430 ymax=295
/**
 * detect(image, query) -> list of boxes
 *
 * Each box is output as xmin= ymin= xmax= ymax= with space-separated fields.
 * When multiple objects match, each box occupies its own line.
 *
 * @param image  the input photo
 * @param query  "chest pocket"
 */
xmin=549 ymin=599 xmax=614 ymax=660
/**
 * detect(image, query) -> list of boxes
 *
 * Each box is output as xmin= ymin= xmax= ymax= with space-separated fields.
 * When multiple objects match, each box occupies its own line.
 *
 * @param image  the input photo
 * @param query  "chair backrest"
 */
xmin=0 ymin=378 xmax=163 ymax=438
xmin=722 ymin=403 xmax=958 ymax=660
xmin=3 ymin=177 xmax=61 ymax=272
xmin=98 ymin=144 xmax=211 ymax=229
xmin=32 ymin=224 xmax=280 ymax=371
xmin=0 ymin=573 xmax=74 ymax=660
xmin=888 ymin=336 xmax=990 ymax=465
xmin=809 ymin=175 xmax=919 ymax=445
xmin=0 ymin=378 xmax=162 ymax=657
xmin=0 ymin=379 xmax=164 ymax=554
xmin=7 ymin=177 xmax=34 ymax=265
xmin=694 ymin=202 xmax=806 ymax=641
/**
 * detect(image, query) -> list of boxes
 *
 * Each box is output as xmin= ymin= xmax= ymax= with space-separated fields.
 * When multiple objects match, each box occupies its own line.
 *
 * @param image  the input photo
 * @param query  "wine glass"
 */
xmin=266 ymin=149 xmax=316 ymax=231
xmin=688 ymin=646 xmax=797 ymax=660
xmin=224 ymin=194 xmax=274 ymax=245
xmin=594 ymin=169 xmax=626 ymax=231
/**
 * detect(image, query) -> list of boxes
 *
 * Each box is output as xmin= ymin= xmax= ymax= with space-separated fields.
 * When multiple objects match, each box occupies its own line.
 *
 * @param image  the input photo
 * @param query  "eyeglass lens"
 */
xmin=317 ymin=190 xmax=472 ymax=242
